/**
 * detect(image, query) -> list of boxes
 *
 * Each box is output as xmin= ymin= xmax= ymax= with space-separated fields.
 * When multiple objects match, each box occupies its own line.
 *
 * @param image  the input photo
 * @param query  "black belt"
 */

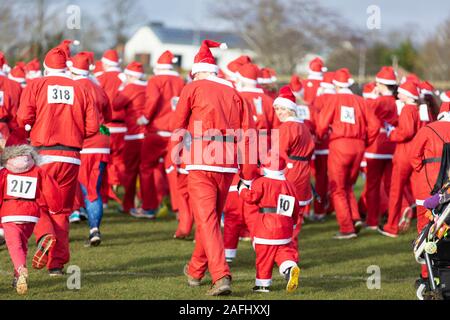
xmin=422 ymin=158 xmax=441 ymax=165
xmin=35 ymin=145 xmax=81 ymax=152
xmin=0 ymin=118 xmax=8 ymax=123
xmin=4 ymin=198 xmax=34 ymax=202
xmin=259 ymin=207 xmax=277 ymax=214
xmin=289 ymin=155 xmax=310 ymax=162
xmin=110 ymin=120 xmax=125 ymax=124
xmin=193 ymin=136 xmax=236 ymax=143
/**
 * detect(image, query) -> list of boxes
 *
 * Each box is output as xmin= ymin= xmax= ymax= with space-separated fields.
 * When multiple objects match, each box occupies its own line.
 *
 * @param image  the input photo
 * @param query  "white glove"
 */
xmin=137 ymin=116 xmax=150 ymax=126
xmin=237 ymin=179 xmax=250 ymax=195
xmin=384 ymin=122 xmax=395 ymax=138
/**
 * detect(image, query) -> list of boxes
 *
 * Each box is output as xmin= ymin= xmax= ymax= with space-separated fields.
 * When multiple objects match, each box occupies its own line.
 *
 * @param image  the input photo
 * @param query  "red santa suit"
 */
xmin=139 ymin=52 xmax=185 ymax=214
xmin=112 ymin=62 xmax=148 ymax=214
xmin=171 ymin=40 xmax=257 ymax=286
xmin=302 ymin=57 xmax=327 ymax=105
xmin=97 ymin=50 xmax=126 ymax=188
xmin=316 ymin=69 xmax=379 ymax=235
xmin=382 ymin=82 xmax=425 ymax=236
xmin=239 ymin=156 xmax=300 ymax=288
xmin=17 ymin=46 xmax=99 ymax=270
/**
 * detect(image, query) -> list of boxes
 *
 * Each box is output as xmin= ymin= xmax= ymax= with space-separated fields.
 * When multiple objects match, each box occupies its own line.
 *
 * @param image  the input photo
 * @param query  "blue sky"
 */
xmin=75 ymin=0 xmax=449 ymax=40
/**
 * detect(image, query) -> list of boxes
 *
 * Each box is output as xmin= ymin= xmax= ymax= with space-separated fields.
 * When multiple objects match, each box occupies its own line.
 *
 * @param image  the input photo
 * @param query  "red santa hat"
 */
xmin=124 ymin=61 xmax=144 ymax=78
xmin=375 ymin=66 xmax=397 ymax=85
xmin=419 ymin=81 xmax=437 ymax=97
xmin=273 ymin=86 xmax=297 ymax=111
xmin=43 ymin=47 xmax=69 ymax=73
xmin=67 ymin=52 xmax=95 ymax=76
xmin=261 ymin=150 xmax=286 ymax=178
xmin=320 ymin=72 xmax=335 ymax=89
xmin=191 ymin=40 xmax=227 ymax=75
xmin=93 ymin=61 xmax=104 ymax=77
xmin=397 ymin=80 xmax=420 ymax=100
xmin=0 ymin=52 xmax=6 ymax=69
xmin=258 ymin=68 xmax=277 ymax=85
xmin=8 ymin=62 xmax=26 ymax=84
xmin=25 ymin=58 xmax=42 ymax=79
xmin=308 ymin=57 xmax=327 ymax=75
xmin=236 ymin=63 xmax=259 ymax=85
xmin=363 ymin=82 xmax=378 ymax=100
xmin=289 ymin=75 xmax=303 ymax=94
xmin=224 ymin=55 xmax=252 ymax=79
xmin=102 ymin=49 xmax=121 ymax=67
xmin=401 ymin=73 xmax=420 ymax=85
xmin=333 ymin=68 xmax=355 ymax=88
xmin=156 ymin=50 xmax=178 ymax=70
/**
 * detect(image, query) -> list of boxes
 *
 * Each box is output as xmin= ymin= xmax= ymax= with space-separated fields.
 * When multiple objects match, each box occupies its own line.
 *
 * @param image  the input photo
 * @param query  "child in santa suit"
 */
xmin=239 ymin=151 xmax=301 ymax=293
xmin=0 ymin=130 xmax=62 ymax=295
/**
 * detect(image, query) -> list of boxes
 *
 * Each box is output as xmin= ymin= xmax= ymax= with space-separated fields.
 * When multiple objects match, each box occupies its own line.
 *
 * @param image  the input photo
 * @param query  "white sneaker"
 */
xmin=129 ymin=209 xmax=144 ymax=218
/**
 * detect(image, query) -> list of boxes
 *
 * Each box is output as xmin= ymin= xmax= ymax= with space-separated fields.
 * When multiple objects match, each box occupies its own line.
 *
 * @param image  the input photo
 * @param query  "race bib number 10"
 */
xmin=7 ymin=175 xmax=38 ymax=199
xmin=340 ymin=106 xmax=356 ymax=124
xmin=277 ymin=194 xmax=295 ymax=217
xmin=0 ymin=91 xmax=4 ymax=106
xmin=48 ymin=85 xmax=74 ymax=105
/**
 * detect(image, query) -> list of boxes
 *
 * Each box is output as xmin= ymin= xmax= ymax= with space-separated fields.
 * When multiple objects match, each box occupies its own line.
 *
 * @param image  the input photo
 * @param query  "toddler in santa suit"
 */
xmin=0 ymin=129 xmax=62 ymax=295
xmin=238 ymin=151 xmax=301 ymax=293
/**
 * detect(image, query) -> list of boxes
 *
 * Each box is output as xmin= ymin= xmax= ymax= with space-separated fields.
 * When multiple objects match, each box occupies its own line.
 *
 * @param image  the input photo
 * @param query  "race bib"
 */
xmin=253 ymin=97 xmax=263 ymax=115
xmin=171 ymin=96 xmax=179 ymax=111
xmin=48 ymin=85 xmax=74 ymax=105
xmin=297 ymin=105 xmax=310 ymax=121
xmin=6 ymin=175 xmax=38 ymax=199
xmin=0 ymin=91 xmax=4 ymax=106
xmin=340 ymin=106 xmax=356 ymax=124
xmin=277 ymin=194 xmax=295 ymax=217
xmin=419 ymin=104 xmax=430 ymax=122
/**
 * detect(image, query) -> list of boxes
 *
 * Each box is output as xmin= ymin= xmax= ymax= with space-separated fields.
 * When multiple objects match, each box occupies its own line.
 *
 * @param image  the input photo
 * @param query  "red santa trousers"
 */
xmin=186 ymin=171 xmax=234 ymax=283
xmin=107 ymin=132 xmax=126 ymax=186
xmin=328 ymin=139 xmax=365 ymax=234
xmin=3 ymin=222 xmax=35 ymax=276
xmin=174 ymin=172 xmax=194 ymax=238
xmin=254 ymin=242 xmax=298 ymax=287
xmin=314 ymin=153 xmax=330 ymax=215
xmin=121 ymin=139 xmax=144 ymax=213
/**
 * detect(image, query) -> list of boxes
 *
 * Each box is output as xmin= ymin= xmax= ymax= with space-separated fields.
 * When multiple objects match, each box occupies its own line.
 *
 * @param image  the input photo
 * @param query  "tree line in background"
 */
xmin=0 ymin=0 xmax=448 ymax=82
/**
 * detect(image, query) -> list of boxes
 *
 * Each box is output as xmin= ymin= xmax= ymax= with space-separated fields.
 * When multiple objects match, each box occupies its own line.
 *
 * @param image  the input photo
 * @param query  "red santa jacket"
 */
xmin=365 ymin=94 xmax=398 ymax=159
xmin=238 ymin=87 xmax=272 ymax=131
xmin=316 ymin=88 xmax=379 ymax=147
xmin=144 ymin=70 xmax=185 ymax=136
xmin=311 ymin=90 xmax=335 ymax=155
xmin=302 ymin=76 xmax=322 ymax=105
xmin=113 ymin=80 xmax=147 ymax=139
xmin=410 ymin=119 xmax=450 ymax=203
xmin=389 ymin=104 xmax=424 ymax=159
xmin=97 ymin=69 xmax=126 ymax=124
xmin=171 ymin=75 xmax=257 ymax=181
xmin=0 ymin=165 xmax=62 ymax=223
xmin=240 ymin=171 xmax=300 ymax=245
xmin=17 ymin=72 xmax=99 ymax=149
xmin=0 ymin=73 xmax=22 ymax=131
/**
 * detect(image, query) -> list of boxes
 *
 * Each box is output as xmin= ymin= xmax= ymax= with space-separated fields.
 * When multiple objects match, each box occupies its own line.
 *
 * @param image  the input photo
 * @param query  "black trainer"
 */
xmin=49 ymin=268 xmax=65 ymax=277
xmin=89 ymin=230 xmax=102 ymax=247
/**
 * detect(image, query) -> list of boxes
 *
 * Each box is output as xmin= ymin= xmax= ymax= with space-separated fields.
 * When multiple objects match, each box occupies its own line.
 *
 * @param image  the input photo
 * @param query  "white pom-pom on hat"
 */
xmin=73 ymin=40 xmax=80 ymax=46
xmin=220 ymin=43 xmax=228 ymax=50
xmin=25 ymin=124 xmax=32 ymax=132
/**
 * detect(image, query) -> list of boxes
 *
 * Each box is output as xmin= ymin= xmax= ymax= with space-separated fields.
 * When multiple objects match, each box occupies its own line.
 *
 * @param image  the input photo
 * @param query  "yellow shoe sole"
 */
xmin=286 ymin=266 xmax=300 ymax=293
xmin=16 ymin=274 xmax=28 ymax=295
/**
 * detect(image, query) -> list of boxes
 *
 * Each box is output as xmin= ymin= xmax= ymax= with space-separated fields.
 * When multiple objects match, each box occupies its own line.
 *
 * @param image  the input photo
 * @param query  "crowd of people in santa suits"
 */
xmin=0 ymin=37 xmax=449 ymax=297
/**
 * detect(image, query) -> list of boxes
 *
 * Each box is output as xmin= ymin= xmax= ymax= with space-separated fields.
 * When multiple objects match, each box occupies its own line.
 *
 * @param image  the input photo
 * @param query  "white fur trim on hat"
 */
xmin=101 ymin=57 xmax=120 ymax=67
xmin=363 ymin=93 xmax=378 ymax=100
xmin=43 ymin=62 xmax=67 ymax=73
xmin=440 ymin=92 xmax=450 ymax=102
xmin=220 ymin=43 xmax=228 ymax=50
xmin=69 ymin=66 xmax=89 ymax=76
xmin=375 ymin=77 xmax=397 ymax=85
xmin=273 ymin=97 xmax=297 ymax=111
xmin=320 ymin=82 xmax=335 ymax=89
xmin=333 ymin=78 xmax=355 ymax=88
xmin=124 ymin=68 xmax=144 ymax=78
xmin=8 ymin=74 xmax=25 ymax=83
xmin=155 ymin=63 xmax=173 ymax=70
xmin=398 ymin=87 xmax=418 ymax=100
xmin=236 ymin=72 xmax=257 ymax=85
xmin=191 ymin=63 xmax=218 ymax=75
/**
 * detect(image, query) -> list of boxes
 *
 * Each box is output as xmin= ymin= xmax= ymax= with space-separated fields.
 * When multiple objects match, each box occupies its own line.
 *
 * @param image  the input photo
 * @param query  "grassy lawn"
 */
xmin=0 ymin=178 xmax=421 ymax=300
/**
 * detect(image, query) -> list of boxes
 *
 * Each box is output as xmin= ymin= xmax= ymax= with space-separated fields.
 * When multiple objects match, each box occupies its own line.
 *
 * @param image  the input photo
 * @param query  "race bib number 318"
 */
xmin=48 ymin=85 xmax=74 ymax=105
xmin=7 ymin=175 xmax=37 ymax=199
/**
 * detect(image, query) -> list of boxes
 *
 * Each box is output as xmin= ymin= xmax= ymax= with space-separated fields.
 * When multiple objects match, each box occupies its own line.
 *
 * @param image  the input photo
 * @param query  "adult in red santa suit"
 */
xmin=8 ymin=63 xmax=27 ymax=89
xmin=97 ymin=50 xmax=126 ymax=197
xmin=302 ymin=57 xmax=327 ymax=105
xmin=273 ymin=86 xmax=315 ymax=247
xmin=112 ymin=62 xmax=149 ymax=217
xmin=378 ymin=81 xmax=426 ymax=238
xmin=310 ymin=72 xmax=336 ymax=220
xmin=410 ymin=91 xmax=450 ymax=281
xmin=363 ymin=67 xmax=399 ymax=229
xmin=25 ymin=59 xmax=43 ymax=81
xmin=172 ymin=40 xmax=257 ymax=296
xmin=68 ymin=52 xmax=112 ymax=245
xmin=17 ymin=43 xmax=99 ymax=275
xmin=317 ymin=68 xmax=379 ymax=239
xmin=137 ymin=51 xmax=185 ymax=219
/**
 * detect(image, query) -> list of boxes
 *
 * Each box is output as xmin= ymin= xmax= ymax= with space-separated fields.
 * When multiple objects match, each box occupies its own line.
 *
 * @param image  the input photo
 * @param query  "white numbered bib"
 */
xmin=297 ymin=105 xmax=310 ymax=121
xmin=340 ymin=106 xmax=356 ymax=124
xmin=277 ymin=194 xmax=295 ymax=217
xmin=0 ymin=91 xmax=4 ymax=106
xmin=48 ymin=85 xmax=74 ymax=105
xmin=6 ymin=175 xmax=38 ymax=199
xmin=419 ymin=104 xmax=430 ymax=122
xmin=253 ymin=97 xmax=263 ymax=115
xmin=171 ymin=96 xmax=179 ymax=111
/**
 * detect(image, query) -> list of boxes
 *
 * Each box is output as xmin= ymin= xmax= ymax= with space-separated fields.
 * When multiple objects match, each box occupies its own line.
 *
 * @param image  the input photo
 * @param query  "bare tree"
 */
xmin=0 ymin=2 xmax=20 ymax=52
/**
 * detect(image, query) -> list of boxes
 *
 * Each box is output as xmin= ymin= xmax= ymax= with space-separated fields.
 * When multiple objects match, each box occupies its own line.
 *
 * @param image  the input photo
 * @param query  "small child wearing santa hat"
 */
xmin=0 ymin=129 xmax=62 ymax=295
xmin=238 ymin=151 xmax=301 ymax=293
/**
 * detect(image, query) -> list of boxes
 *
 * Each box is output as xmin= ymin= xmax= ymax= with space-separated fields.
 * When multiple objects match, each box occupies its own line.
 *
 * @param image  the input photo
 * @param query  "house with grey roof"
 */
xmin=124 ymin=22 xmax=254 ymax=72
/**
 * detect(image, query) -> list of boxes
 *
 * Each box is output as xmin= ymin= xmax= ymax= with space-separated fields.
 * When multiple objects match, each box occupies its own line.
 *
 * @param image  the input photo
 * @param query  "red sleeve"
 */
xmin=316 ymin=100 xmax=335 ymax=140
xmin=409 ymin=127 xmax=428 ymax=172
xmin=99 ymin=88 xmax=112 ymax=124
xmin=390 ymin=107 xmax=417 ymax=142
xmin=238 ymin=94 xmax=258 ymax=182
xmin=277 ymin=125 xmax=291 ymax=161
xmin=364 ymin=101 xmax=381 ymax=146
xmin=144 ymin=80 xmax=161 ymax=122
xmin=239 ymin=180 xmax=263 ymax=205
xmin=112 ymin=87 xmax=132 ymax=112
xmin=16 ymin=83 xmax=37 ymax=128
xmin=83 ymin=90 xmax=100 ymax=139
xmin=170 ymin=86 xmax=191 ymax=131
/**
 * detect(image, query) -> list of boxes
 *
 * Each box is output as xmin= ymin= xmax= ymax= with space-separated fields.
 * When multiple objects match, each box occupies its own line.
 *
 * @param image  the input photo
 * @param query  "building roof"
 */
xmin=148 ymin=22 xmax=248 ymax=49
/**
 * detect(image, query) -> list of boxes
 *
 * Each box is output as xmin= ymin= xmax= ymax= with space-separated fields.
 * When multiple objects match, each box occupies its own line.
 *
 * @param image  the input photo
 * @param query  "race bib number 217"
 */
xmin=6 ymin=175 xmax=37 ymax=199
xmin=48 ymin=86 xmax=74 ymax=105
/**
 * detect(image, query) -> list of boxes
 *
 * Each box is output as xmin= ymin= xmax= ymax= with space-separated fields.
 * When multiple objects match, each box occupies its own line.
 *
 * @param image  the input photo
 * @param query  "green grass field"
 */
xmin=0 ymin=179 xmax=421 ymax=300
